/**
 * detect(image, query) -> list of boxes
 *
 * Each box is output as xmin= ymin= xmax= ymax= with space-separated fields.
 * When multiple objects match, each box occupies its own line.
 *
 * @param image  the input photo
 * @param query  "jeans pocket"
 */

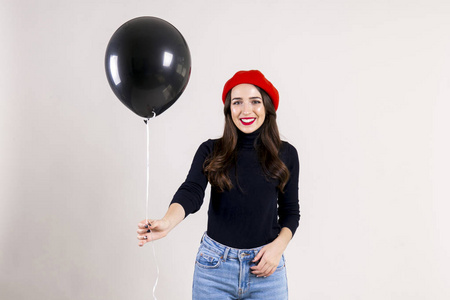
xmin=195 ymin=245 xmax=222 ymax=269
xmin=275 ymin=254 xmax=286 ymax=271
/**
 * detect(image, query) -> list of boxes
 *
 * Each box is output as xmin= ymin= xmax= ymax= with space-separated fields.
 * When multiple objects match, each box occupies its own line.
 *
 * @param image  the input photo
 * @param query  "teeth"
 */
xmin=241 ymin=118 xmax=255 ymax=124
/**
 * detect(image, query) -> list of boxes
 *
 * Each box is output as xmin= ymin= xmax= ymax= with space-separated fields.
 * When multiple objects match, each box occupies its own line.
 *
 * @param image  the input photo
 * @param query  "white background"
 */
xmin=1 ymin=0 xmax=450 ymax=299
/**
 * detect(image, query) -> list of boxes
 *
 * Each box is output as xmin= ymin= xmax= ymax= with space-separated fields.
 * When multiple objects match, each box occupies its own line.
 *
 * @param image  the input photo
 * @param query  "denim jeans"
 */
xmin=192 ymin=233 xmax=288 ymax=300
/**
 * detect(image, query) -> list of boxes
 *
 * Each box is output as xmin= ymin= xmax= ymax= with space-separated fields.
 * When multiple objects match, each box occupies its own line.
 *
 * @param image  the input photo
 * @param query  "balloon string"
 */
xmin=151 ymin=231 xmax=160 ymax=299
xmin=145 ymin=116 xmax=159 ymax=300
xmin=145 ymin=118 xmax=150 ymax=222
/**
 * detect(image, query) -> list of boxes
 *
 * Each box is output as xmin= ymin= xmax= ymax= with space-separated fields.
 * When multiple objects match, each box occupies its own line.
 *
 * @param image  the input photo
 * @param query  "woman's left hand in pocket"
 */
xmin=250 ymin=241 xmax=284 ymax=278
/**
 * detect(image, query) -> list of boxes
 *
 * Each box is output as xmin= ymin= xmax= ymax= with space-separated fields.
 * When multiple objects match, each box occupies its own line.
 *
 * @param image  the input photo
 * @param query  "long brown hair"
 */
xmin=203 ymin=87 xmax=290 ymax=192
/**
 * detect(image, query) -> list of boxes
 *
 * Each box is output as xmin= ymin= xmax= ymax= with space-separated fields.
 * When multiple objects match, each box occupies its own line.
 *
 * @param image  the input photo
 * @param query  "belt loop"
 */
xmin=223 ymin=247 xmax=230 ymax=262
xmin=200 ymin=232 xmax=206 ymax=244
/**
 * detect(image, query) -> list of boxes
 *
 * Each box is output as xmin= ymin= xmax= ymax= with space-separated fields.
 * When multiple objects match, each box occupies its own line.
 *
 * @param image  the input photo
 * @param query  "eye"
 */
xmin=232 ymin=100 xmax=242 ymax=105
xmin=252 ymin=100 xmax=262 ymax=105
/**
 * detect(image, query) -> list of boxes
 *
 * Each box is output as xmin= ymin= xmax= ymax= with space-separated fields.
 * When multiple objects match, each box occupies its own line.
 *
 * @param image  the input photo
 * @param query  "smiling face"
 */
xmin=230 ymin=84 xmax=266 ymax=134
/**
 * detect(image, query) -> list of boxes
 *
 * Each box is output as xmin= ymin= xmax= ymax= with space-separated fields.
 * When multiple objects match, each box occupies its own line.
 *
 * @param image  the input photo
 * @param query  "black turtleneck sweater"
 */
xmin=171 ymin=130 xmax=300 ymax=249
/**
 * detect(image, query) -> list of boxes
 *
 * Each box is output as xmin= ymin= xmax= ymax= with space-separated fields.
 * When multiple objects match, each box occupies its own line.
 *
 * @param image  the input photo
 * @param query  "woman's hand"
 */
xmin=137 ymin=218 xmax=171 ymax=247
xmin=136 ymin=203 xmax=186 ymax=247
xmin=250 ymin=227 xmax=292 ymax=277
xmin=250 ymin=241 xmax=284 ymax=277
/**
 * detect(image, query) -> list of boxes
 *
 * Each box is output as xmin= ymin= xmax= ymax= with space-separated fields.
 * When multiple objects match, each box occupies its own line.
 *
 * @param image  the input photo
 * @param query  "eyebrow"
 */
xmin=231 ymin=96 xmax=262 ymax=101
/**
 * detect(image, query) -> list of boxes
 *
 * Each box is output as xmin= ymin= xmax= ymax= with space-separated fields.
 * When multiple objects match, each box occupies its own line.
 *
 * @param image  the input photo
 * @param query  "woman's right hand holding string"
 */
xmin=137 ymin=218 xmax=171 ymax=247
xmin=136 ymin=203 xmax=186 ymax=247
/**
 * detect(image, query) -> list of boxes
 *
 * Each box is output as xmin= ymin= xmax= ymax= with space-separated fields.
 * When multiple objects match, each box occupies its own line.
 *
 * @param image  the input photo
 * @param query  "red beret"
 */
xmin=222 ymin=70 xmax=279 ymax=110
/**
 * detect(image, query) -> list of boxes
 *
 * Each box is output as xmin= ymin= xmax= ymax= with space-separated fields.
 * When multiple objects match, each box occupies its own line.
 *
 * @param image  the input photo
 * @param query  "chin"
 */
xmin=239 ymin=126 xmax=257 ymax=134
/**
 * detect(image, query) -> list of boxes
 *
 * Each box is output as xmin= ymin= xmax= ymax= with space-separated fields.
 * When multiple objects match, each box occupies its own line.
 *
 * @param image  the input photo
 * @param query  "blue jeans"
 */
xmin=192 ymin=233 xmax=288 ymax=300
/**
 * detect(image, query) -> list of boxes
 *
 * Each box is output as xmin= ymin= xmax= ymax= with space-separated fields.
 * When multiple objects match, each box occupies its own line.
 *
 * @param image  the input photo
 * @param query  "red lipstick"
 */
xmin=240 ymin=118 xmax=256 ymax=126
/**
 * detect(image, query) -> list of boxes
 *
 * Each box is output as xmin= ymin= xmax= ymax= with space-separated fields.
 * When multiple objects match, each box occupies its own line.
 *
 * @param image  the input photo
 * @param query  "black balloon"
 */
xmin=105 ymin=17 xmax=191 ymax=118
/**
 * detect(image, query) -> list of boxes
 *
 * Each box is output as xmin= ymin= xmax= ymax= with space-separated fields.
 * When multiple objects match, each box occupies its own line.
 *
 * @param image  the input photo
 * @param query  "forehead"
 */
xmin=230 ymin=84 xmax=262 ymax=98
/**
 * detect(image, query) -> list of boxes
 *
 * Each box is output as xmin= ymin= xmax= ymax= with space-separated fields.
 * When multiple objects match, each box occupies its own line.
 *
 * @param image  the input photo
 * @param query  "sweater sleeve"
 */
xmin=170 ymin=140 xmax=213 ymax=218
xmin=278 ymin=142 xmax=300 ymax=236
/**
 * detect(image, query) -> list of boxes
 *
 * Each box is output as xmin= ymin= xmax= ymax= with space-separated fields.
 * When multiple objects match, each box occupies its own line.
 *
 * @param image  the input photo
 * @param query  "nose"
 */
xmin=242 ymin=102 xmax=252 ymax=115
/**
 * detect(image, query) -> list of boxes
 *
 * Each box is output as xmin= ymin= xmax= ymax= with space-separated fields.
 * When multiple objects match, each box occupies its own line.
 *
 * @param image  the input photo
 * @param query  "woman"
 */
xmin=137 ymin=70 xmax=300 ymax=299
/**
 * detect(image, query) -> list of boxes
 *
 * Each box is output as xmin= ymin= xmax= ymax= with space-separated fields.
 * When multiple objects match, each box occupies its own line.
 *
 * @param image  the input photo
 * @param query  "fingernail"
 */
xmin=144 ymin=224 xmax=148 ymax=228
xmin=144 ymin=236 xmax=147 ymax=239
xmin=147 ymin=229 xmax=151 ymax=233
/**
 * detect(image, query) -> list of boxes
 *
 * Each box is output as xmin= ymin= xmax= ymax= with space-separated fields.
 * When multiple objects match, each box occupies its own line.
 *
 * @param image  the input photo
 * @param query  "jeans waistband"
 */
xmin=201 ymin=232 xmax=264 ymax=261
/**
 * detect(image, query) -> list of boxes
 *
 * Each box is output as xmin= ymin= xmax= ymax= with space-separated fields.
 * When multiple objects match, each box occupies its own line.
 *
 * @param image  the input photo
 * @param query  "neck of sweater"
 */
xmin=237 ymin=127 xmax=261 ymax=149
